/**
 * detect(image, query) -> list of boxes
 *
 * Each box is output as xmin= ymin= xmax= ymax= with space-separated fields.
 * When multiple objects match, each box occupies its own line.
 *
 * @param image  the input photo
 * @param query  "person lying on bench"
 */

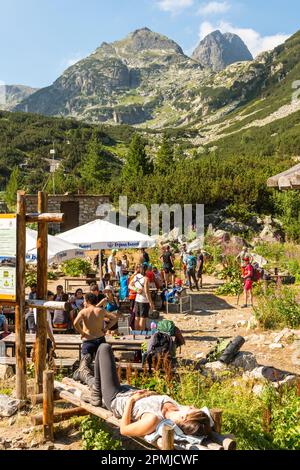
xmin=79 ymin=343 xmax=211 ymax=439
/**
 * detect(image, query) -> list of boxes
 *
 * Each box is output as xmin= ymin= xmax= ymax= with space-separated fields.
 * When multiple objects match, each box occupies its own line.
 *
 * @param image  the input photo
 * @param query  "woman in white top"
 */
xmin=129 ymin=264 xmax=154 ymax=331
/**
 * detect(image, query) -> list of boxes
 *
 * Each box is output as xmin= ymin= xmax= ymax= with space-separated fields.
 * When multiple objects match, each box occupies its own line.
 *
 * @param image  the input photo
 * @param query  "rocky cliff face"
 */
xmin=192 ymin=30 xmax=253 ymax=72
xmin=15 ymin=27 xmax=291 ymax=129
xmin=0 ymin=85 xmax=38 ymax=111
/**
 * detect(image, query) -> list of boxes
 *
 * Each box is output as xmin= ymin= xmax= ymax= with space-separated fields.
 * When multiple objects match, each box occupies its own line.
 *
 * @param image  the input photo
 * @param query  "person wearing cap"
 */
xmin=108 ymin=250 xmax=118 ymax=278
xmin=242 ymin=257 xmax=254 ymax=308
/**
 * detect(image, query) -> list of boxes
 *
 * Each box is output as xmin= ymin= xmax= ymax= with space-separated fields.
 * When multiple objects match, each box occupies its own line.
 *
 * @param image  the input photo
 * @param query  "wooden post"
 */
xmin=35 ymin=192 xmax=48 ymax=394
xmin=15 ymin=191 xmax=27 ymax=401
xmin=162 ymin=425 xmax=174 ymax=450
xmin=43 ymin=370 xmax=54 ymax=442
xmin=211 ymin=409 xmax=223 ymax=434
xmin=32 ymin=407 xmax=89 ymax=426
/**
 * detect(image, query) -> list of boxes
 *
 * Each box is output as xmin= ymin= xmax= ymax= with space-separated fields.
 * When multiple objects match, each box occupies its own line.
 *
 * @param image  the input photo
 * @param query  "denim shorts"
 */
xmin=82 ymin=337 xmax=106 ymax=357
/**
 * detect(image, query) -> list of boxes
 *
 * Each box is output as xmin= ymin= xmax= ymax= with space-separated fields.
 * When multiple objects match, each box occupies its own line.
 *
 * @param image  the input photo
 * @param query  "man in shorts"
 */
xmin=160 ymin=245 xmax=175 ymax=288
xmin=74 ymin=293 xmax=118 ymax=358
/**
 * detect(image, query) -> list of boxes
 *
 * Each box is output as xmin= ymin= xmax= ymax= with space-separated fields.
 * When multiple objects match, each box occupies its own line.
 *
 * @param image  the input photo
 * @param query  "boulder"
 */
xmin=0 ymin=364 xmax=14 ymax=380
xmin=231 ymin=352 xmax=258 ymax=371
xmin=187 ymin=238 xmax=203 ymax=252
xmin=269 ymin=343 xmax=284 ymax=350
xmin=213 ymin=230 xmax=231 ymax=242
xmin=204 ymin=361 xmax=227 ymax=371
xmin=219 ymin=219 xmax=250 ymax=234
xmin=167 ymin=227 xmax=181 ymax=242
xmin=0 ymin=395 xmax=20 ymax=417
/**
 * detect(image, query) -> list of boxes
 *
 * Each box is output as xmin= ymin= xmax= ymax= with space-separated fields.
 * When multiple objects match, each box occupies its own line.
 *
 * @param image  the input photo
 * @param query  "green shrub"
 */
xmin=61 ymin=259 xmax=93 ymax=277
xmin=80 ymin=416 xmax=122 ymax=450
xmin=254 ymin=286 xmax=300 ymax=329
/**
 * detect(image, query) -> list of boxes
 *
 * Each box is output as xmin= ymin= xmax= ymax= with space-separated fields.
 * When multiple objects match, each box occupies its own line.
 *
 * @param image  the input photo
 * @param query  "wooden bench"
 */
xmin=33 ymin=376 xmax=237 ymax=450
xmin=0 ymin=356 xmax=78 ymax=372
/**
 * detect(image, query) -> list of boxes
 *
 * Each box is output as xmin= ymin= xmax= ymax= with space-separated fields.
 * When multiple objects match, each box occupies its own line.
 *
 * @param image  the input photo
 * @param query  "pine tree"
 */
xmin=4 ymin=167 xmax=21 ymax=210
xmin=122 ymin=134 xmax=153 ymax=180
xmin=156 ymin=134 xmax=174 ymax=174
xmin=80 ymin=132 xmax=108 ymax=192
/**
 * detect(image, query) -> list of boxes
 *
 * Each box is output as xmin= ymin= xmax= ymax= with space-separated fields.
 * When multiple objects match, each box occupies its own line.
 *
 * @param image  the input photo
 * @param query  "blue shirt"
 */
xmin=187 ymin=255 xmax=197 ymax=270
xmin=0 ymin=314 xmax=6 ymax=330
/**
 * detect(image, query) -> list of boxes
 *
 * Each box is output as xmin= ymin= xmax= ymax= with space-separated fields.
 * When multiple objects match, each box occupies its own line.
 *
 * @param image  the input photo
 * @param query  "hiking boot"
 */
xmin=241 ymin=304 xmax=248 ymax=309
xmin=73 ymin=354 xmax=94 ymax=387
xmin=81 ymin=385 xmax=102 ymax=407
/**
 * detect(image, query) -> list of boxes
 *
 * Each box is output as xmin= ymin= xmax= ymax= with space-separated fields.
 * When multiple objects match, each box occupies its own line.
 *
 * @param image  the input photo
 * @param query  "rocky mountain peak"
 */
xmin=192 ymin=30 xmax=253 ymax=72
xmin=116 ymin=27 xmax=184 ymax=55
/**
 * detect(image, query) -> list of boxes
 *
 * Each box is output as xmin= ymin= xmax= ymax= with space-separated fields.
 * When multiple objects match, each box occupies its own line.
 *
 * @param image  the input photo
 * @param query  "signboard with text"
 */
xmin=0 ymin=214 xmax=17 ymax=302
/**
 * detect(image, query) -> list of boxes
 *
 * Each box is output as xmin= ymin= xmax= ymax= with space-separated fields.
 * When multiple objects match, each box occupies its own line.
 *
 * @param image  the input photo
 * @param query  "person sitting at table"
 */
xmin=99 ymin=285 xmax=121 ymax=335
xmin=153 ymin=266 xmax=163 ymax=289
xmin=90 ymin=284 xmax=105 ymax=304
xmin=80 ymin=343 xmax=212 ymax=441
xmin=0 ymin=311 xmax=9 ymax=339
xmin=53 ymin=285 xmax=69 ymax=330
xmin=73 ymin=294 xmax=118 ymax=382
xmin=69 ymin=289 xmax=85 ymax=329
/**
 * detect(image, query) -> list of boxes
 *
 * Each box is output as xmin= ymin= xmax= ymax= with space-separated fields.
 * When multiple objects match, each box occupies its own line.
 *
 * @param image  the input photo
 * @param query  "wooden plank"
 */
xmin=162 ymin=425 xmax=174 ymax=450
xmin=15 ymin=191 xmax=27 ymax=401
xmin=210 ymin=431 xmax=237 ymax=451
xmin=26 ymin=213 xmax=64 ymax=223
xmin=43 ymin=370 xmax=54 ymax=442
xmin=32 ymin=407 xmax=89 ymax=426
xmin=35 ymin=192 xmax=48 ymax=394
xmin=27 ymin=300 xmax=68 ymax=310
xmin=211 ymin=409 xmax=223 ymax=434
xmin=31 ymin=389 xmax=61 ymax=406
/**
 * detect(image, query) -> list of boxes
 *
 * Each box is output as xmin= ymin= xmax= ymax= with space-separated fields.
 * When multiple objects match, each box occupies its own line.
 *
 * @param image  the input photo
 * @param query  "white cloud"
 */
xmin=65 ymin=54 xmax=84 ymax=68
xmin=197 ymin=1 xmax=231 ymax=16
xmin=198 ymin=21 xmax=289 ymax=57
xmin=156 ymin=0 xmax=194 ymax=14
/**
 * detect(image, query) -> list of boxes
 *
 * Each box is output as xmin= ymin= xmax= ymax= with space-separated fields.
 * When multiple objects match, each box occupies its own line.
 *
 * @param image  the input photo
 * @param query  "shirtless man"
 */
xmin=73 ymin=293 xmax=118 ymax=358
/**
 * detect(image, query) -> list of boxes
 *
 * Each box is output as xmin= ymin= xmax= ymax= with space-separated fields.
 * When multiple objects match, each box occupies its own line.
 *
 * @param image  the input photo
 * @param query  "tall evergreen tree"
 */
xmin=156 ymin=134 xmax=174 ymax=174
xmin=80 ymin=132 xmax=108 ymax=192
xmin=4 ymin=166 xmax=21 ymax=210
xmin=122 ymin=134 xmax=153 ymax=180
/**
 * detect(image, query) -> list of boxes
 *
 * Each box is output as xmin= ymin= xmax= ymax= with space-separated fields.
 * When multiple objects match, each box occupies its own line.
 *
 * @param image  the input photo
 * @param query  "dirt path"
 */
xmin=164 ymin=275 xmax=300 ymax=375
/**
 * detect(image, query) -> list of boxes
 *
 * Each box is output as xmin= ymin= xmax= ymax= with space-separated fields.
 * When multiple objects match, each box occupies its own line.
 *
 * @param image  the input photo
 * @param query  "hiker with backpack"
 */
xmin=129 ymin=264 xmax=155 ymax=331
xmin=241 ymin=257 xmax=254 ymax=308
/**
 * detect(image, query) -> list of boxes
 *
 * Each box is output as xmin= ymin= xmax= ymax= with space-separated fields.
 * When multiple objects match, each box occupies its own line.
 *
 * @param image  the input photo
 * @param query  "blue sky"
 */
xmin=0 ymin=0 xmax=298 ymax=88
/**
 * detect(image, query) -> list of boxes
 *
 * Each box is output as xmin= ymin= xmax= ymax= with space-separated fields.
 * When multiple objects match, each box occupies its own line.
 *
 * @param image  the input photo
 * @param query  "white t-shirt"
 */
xmin=133 ymin=274 xmax=149 ymax=304
xmin=108 ymin=255 xmax=116 ymax=274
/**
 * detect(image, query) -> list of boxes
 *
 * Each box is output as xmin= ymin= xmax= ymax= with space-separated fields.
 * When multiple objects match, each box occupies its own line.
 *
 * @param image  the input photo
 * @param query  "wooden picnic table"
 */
xmin=2 ymin=333 xmax=148 ymax=360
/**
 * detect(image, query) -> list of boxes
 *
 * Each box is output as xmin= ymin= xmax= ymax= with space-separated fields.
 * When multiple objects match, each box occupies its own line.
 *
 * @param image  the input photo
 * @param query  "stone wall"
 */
xmin=26 ymin=194 xmax=111 ymax=233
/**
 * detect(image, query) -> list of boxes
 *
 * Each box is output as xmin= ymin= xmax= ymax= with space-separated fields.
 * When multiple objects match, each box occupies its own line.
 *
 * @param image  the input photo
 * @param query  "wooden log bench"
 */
xmin=31 ymin=373 xmax=237 ymax=451
xmin=0 ymin=356 xmax=78 ymax=372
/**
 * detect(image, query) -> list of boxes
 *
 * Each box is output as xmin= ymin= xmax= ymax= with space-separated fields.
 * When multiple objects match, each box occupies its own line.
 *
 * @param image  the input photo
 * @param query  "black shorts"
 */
xmin=164 ymin=266 xmax=175 ymax=275
xmin=134 ymin=302 xmax=150 ymax=318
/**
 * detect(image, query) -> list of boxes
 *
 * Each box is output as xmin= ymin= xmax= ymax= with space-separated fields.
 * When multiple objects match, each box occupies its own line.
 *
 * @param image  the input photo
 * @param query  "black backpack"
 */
xmin=145 ymin=331 xmax=175 ymax=369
